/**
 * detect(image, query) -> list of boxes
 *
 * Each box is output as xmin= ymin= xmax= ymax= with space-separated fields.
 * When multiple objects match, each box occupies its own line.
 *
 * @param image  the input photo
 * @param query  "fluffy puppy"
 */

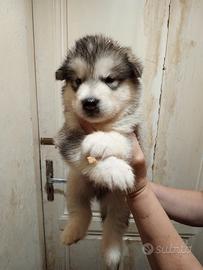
xmin=55 ymin=35 xmax=143 ymax=267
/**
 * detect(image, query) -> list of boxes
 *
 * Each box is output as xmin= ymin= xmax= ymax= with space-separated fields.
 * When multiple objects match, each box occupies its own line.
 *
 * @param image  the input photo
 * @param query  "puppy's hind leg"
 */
xmin=100 ymin=191 xmax=129 ymax=268
xmin=61 ymin=170 xmax=93 ymax=245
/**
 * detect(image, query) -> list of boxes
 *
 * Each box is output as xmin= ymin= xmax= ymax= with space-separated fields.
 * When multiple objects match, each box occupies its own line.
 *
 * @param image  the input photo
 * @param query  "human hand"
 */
xmin=127 ymin=133 xmax=148 ymax=197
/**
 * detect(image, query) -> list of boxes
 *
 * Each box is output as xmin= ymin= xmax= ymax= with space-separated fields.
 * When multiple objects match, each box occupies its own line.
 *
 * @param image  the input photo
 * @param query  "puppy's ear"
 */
xmin=55 ymin=64 xmax=66 ymax=80
xmin=125 ymin=48 xmax=143 ymax=78
xmin=55 ymin=54 xmax=71 ymax=81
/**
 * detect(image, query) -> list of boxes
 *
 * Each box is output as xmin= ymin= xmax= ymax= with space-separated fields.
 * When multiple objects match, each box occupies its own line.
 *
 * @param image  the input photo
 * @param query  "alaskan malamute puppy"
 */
xmin=55 ymin=35 xmax=143 ymax=267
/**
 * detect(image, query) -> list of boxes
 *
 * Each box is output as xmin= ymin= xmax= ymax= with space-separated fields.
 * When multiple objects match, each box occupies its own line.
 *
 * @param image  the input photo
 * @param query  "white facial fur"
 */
xmin=70 ymin=57 xmax=88 ymax=79
xmin=68 ymin=56 xmax=135 ymax=123
xmin=72 ymin=80 xmax=132 ymax=123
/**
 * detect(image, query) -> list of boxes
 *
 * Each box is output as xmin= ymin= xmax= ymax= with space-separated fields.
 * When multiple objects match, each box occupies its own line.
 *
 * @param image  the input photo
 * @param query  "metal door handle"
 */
xmin=45 ymin=160 xmax=67 ymax=201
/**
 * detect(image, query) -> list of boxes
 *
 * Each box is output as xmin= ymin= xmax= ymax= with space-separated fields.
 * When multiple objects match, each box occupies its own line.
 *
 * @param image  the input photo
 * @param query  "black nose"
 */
xmin=82 ymin=97 xmax=99 ymax=112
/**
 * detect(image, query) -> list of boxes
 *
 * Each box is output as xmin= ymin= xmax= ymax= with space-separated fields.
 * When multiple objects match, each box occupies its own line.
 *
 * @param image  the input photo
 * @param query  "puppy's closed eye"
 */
xmin=103 ymin=76 xmax=115 ymax=84
xmin=102 ymin=76 xmax=119 ymax=89
xmin=75 ymin=78 xmax=82 ymax=87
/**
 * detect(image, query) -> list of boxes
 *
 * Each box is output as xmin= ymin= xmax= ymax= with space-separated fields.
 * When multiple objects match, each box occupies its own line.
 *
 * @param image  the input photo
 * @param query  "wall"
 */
xmin=0 ymin=1 xmax=45 ymax=269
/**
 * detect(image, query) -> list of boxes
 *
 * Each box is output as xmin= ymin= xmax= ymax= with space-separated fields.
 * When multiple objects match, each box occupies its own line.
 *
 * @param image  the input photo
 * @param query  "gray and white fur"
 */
xmin=55 ymin=35 xmax=143 ymax=267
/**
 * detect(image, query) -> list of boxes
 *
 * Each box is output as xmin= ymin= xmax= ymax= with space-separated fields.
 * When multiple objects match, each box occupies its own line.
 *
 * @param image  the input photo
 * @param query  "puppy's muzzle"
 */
xmin=82 ymin=97 xmax=100 ymax=115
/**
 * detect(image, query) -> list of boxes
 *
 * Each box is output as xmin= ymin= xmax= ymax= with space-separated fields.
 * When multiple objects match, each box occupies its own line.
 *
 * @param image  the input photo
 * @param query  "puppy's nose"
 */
xmin=82 ymin=97 xmax=99 ymax=112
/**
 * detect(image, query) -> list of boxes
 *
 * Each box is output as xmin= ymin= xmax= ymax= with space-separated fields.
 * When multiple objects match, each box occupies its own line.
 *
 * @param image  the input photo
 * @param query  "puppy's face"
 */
xmin=56 ymin=35 xmax=142 ymax=124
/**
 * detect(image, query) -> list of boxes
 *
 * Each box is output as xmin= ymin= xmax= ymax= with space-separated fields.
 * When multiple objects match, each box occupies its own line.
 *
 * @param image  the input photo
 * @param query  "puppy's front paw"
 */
xmin=82 ymin=131 xmax=131 ymax=160
xmin=61 ymin=221 xmax=86 ymax=245
xmin=83 ymin=157 xmax=135 ymax=191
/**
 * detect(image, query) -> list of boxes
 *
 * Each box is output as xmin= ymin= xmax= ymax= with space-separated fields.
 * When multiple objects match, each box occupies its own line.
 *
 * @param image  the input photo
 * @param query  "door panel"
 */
xmin=33 ymin=0 xmax=203 ymax=269
xmin=153 ymin=0 xmax=203 ymax=190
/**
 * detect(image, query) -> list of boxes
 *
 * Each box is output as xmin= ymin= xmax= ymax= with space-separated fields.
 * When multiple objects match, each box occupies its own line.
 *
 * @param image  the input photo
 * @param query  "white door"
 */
xmin=32 ymin=0 xmax=203 ymax=269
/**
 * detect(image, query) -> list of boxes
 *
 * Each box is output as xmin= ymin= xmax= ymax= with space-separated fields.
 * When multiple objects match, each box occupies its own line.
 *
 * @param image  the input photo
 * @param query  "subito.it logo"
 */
xmin=142 ymin=243 xmax=154 ymax=255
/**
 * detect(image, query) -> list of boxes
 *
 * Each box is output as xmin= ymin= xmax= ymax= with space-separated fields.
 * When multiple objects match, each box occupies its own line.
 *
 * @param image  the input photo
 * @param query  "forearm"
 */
xmin=128 ymin=183 xmax=202 ymax=270
xmin=150 ymin=182 xmax=203 ymax=226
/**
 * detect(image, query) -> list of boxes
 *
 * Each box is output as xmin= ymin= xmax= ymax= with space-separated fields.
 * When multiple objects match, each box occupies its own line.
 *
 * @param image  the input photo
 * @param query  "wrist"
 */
xmin=127 ymin=178 xmax=149 ymax=199
xmin=127 ymin=182 xmax=169 ymax=224
xmin=127 ymin=182 xmax=157 ymax=219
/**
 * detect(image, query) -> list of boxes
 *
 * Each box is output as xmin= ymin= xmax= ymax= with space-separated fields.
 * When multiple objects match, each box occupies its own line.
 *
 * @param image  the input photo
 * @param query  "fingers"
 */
xmin=130 ymin=133 xmax=147 ymax=180
xmin=131 ymin=134 xmax=145 ymax=165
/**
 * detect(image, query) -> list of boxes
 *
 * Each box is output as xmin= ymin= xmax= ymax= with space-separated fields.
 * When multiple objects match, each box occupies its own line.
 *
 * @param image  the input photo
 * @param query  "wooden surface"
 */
xmin=32 ymin=0 xmax=203 ymax=269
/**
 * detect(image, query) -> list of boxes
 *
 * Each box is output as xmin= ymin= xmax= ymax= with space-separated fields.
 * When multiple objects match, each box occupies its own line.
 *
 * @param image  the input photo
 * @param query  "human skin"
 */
xmin=150 ymin=182 xmax=203 ymax=227
xmin=127 ymin=135 xmax=203 ymax=270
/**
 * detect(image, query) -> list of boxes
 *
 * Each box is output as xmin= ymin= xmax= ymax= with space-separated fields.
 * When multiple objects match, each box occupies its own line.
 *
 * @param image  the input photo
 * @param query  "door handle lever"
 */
xmin=45 ymin=160 xmax=66 ymax=201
